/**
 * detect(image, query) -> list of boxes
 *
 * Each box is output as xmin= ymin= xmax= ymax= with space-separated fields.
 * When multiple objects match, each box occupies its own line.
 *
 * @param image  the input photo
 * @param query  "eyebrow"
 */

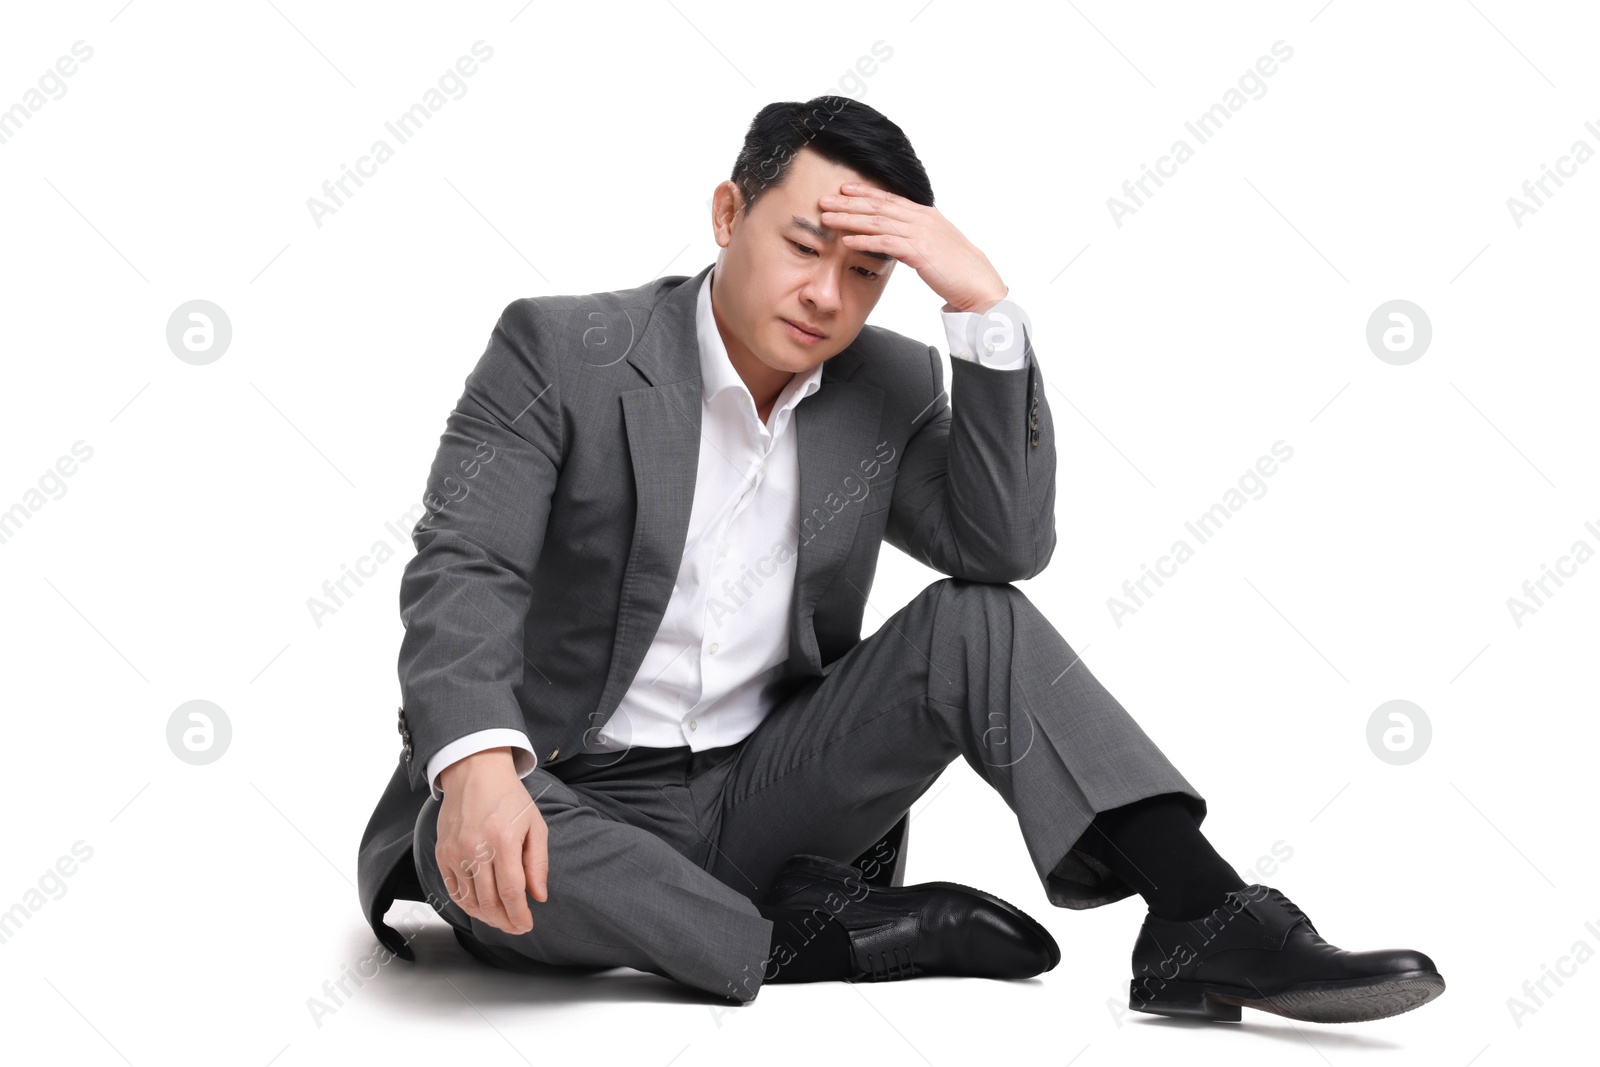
xmin=790 ymin=215 xmax=894 ymax=262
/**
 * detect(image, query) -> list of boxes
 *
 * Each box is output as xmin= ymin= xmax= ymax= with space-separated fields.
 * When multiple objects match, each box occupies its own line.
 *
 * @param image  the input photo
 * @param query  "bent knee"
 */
xmin=411 ymin=795 xmax=450 ymax=904
xmin=928 ymin=576 xmax=1027 ymax=610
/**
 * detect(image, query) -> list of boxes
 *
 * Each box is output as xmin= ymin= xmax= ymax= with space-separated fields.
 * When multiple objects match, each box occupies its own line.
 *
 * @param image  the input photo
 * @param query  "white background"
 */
xmin=1 ymin=1 xmax=1595 ymax=1064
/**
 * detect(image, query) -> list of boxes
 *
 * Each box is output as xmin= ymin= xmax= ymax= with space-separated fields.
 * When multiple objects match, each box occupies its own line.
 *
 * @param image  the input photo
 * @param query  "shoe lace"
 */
xmin=863 ymin=945 xmax=916 ymax=981
xmin=1260 ymin=887 xmax=1320 ymax=937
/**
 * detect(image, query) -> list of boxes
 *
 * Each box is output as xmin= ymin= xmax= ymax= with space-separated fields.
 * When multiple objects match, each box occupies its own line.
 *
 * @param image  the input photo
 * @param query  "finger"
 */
xmin=439 ymin=855 xmax=464 ymax=911
xmin=819 ymin=209 xmax=902 ymax=236
xmin=494 ymin=831 xmax=533 ymax=933
xmin=438 ymin=847 xmax=477 ymax=920
xmin=524 ymin=819 xmax=549 ymax=903
xmin=466 ymin=845 xmax=513 ymax=932
xmin=842 ymin=180 xmax=898 ymax=202
xmin=835 ymin=179 xmax=900 ymax=201
xmin=818 ymin=194 xmax=889 ymax=215
xmin=822 ymin=187 xmax=913 ymax=218
xmin=840 ymin=232 xmax=911 ymax=264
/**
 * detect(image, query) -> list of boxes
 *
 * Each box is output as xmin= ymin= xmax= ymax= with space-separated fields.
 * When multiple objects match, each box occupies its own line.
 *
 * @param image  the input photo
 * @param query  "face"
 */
xmin=709 ymin=146 xmax=896 ymax=379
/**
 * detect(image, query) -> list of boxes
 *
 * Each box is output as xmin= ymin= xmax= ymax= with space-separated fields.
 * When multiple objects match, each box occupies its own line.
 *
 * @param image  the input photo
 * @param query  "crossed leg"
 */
xmin=707 ymin=578 xmax=1207 ymax=911
xmin=412 ymin=751 xmax=773 ymax=1002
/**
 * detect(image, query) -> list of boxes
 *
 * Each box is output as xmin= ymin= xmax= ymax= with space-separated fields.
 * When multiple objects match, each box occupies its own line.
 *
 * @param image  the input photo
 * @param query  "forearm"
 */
xmin=887 ymin=302 xmax=1057 ymax=581
xmin=942 ymin=351 xmax=1057 ymax=577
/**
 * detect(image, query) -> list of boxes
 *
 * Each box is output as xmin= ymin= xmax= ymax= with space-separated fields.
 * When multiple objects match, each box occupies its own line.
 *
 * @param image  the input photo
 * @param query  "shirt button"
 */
xmin=708 ymin=642 xmax=719 ymax=654
xmin=720 ymin=544 xmax=729 ymax=557
xmin=760 ymin=460 xmax=767 ymax=471
xmin=688 ymin=719 xmax=698 ymax=731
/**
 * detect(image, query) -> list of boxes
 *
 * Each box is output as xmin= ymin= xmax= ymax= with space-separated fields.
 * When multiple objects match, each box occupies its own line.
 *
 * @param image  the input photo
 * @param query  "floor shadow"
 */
xmin=1130 ymin=1014 xmax=1405 ymax=1050
xmin=360 ymin=925 xmax=745 ymax=1017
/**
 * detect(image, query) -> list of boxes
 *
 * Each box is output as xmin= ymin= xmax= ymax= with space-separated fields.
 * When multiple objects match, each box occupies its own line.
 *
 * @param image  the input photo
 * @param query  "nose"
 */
xmin=799 ymin=263 xmax=844 ymax=316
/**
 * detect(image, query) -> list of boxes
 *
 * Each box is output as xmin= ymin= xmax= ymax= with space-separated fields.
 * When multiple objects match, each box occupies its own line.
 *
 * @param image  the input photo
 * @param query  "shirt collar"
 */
xmin=696 ymin=263 xmax=823 ymax=415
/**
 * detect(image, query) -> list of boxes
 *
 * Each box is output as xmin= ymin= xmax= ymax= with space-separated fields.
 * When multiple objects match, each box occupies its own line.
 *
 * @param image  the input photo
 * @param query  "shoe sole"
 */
xmin=1129 ymin=970 xmax=1446 ymax=1024
xmin=771 ymin=867 xmax=1062 ymax=976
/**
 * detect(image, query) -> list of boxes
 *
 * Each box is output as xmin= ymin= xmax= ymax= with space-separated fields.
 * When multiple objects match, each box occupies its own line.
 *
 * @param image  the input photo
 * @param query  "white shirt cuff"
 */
xmin=942 ymin=297 xmax=1031 ymax=371
xmin=426 ymin=729 xmax=538 ymax=800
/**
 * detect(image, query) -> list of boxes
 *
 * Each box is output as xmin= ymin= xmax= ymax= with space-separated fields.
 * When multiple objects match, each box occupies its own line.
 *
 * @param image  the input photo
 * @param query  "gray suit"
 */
xmin=356 ymin=261 xmax=1204 ymax=1001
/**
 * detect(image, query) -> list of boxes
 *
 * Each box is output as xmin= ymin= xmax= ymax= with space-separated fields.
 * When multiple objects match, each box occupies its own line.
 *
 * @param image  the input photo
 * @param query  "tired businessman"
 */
xmin=357 ymin=96 xmax=1445 ymax=1023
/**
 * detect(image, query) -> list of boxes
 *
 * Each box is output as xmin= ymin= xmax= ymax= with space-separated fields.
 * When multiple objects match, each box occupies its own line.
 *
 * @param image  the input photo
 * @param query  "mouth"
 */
xmin=781 ymin=318 xmax=827 ymax=343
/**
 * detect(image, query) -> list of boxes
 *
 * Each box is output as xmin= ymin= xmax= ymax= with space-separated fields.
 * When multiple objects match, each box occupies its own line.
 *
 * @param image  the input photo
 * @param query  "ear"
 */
xmin=710 ymin=181 xmax=744 ymax=248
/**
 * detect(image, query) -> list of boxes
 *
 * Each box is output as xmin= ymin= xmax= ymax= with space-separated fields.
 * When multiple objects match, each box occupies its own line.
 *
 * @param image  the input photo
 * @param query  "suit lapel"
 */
xmin=788 ymin=379 xmax=884 ymax=673
xmin=591 ymin=268 xmax=705 ymax=728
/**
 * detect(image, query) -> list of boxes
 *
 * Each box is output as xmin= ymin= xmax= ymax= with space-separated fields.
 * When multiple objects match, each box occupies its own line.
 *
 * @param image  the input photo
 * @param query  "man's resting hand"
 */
xmin=435 ymin=747 xmax=550 ymax=935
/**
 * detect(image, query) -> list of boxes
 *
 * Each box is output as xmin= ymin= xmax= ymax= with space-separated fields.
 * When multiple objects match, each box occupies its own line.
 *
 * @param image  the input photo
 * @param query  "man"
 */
xmin=357 ymin=96 xmax=1445 ymax=1023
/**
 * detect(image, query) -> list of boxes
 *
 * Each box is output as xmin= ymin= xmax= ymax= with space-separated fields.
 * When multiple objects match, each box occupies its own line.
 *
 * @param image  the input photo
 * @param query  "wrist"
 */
xmin=943 ymin=288 xmax=1009 ymax=315
xmin=439 ymin=746 xmax=515 ymax=793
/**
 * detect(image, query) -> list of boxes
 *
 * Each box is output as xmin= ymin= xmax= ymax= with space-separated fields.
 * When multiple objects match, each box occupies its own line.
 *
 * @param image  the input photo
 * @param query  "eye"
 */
xmin=790 ymin=239 xmax=881 ymax=280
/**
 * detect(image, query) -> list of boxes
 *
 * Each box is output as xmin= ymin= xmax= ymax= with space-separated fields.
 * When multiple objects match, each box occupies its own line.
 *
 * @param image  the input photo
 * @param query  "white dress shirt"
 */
xmin=425 ymin=267 xmax=1032 ymax=797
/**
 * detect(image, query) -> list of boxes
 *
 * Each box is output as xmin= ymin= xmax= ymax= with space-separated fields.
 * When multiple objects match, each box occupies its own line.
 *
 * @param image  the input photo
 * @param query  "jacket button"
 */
xmin=547 ymin=748 xmax=560 ymax=761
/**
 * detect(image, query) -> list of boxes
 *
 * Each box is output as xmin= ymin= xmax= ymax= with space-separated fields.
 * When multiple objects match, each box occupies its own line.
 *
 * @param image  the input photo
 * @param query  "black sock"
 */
xmin=1075 ymin=792 xmax=1247 ymax=922
xmin=755 ymin=902 xmax=854 ymax=983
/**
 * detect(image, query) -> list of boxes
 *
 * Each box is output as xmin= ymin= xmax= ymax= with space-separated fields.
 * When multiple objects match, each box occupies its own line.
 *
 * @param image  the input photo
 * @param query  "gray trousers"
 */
xmin=414 ymin=578 xmax=1205 ymax=1002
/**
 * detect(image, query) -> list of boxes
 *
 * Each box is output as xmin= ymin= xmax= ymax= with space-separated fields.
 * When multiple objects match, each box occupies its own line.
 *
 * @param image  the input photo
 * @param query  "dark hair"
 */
xmin=729 ymin=96 xmax=934 ymax=216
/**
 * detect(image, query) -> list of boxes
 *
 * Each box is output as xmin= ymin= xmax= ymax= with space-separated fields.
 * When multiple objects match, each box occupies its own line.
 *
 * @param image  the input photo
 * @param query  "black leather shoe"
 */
xmin=1128 ymin=884 xmax=1445 ymax=1023
xmin=763 ymin=852 xmax=1060 ymax=982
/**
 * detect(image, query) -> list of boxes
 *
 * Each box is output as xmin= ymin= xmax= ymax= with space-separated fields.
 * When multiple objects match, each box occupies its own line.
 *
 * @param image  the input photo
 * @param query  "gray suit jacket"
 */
xmin=356 ymin=261 xmax=1057 ymax=957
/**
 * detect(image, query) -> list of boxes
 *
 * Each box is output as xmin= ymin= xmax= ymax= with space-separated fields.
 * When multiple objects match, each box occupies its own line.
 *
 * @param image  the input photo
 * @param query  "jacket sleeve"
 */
xmin=882 ymin=322 xmax=1057 ymax=583
xmin=395 ymin=298 xmax=563 ymax=792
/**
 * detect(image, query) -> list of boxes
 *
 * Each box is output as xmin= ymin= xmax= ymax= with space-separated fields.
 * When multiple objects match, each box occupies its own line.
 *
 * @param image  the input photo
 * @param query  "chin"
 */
xmin=770 ymin=356 xmax=810 ymax=374
xmin=785 ymin=345 xmax=831 ymax=371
